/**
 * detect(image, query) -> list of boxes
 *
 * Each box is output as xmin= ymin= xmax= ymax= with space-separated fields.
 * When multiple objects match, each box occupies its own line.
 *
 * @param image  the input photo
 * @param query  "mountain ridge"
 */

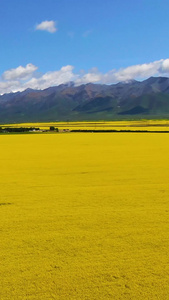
xmin=1 ymin=76 xmax=169 ymax=123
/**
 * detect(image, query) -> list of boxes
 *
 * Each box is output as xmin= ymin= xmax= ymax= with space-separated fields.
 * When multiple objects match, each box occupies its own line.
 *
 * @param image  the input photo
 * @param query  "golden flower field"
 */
xmin=3 ymin=119 xmax=169 ymax=131
xmin=1 ymin=130 xmax=169 ymax=299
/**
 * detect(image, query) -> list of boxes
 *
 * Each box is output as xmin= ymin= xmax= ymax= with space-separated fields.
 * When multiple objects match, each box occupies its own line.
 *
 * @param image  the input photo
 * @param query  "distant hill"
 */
xmin=1 ymin=77 xmax=169 ymax=123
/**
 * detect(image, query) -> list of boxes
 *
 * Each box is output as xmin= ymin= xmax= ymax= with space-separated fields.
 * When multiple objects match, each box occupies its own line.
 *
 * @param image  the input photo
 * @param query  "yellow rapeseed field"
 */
xmin=1 ymin=132 xmax=169 ymax=299
xmin=3 ymin=119 xmax=169 ymax=131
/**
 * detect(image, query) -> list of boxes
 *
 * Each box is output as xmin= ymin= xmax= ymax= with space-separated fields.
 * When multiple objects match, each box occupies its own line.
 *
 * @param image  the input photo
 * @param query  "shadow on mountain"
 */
xmin=118 ymin=106 xmax=149 ymax=115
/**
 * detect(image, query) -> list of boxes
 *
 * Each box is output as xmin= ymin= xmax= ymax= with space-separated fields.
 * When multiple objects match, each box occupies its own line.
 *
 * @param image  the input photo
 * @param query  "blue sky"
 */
xmin=1 ymin=0 xmax=169 ymax=94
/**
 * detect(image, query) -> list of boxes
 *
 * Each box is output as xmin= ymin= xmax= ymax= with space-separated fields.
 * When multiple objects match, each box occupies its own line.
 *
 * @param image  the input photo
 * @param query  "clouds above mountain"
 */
xmin=35 ymin=20 xmax=57 ymax=33
xmin=111 ymin=59 xmax=169 ymax=82
xmin=1 ymin=59 xmax=169 ymax=95
xmin=2 ymin=64 xmax=38 ymax=81
xmin=23 ymin=66 xmax=78 ymax=91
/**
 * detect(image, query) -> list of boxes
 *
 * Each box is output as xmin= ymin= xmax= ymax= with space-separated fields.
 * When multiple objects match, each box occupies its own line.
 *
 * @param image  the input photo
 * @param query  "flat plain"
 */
xmin=3 ymin=119 xmax=169 ymax=132
xmin=1 ymin=132 xmax=169 ymax=299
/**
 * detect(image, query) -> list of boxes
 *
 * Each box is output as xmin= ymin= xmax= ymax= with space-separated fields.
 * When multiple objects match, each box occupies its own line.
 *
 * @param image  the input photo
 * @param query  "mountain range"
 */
xmin=1 ymin=76 xmax=169 ymax=123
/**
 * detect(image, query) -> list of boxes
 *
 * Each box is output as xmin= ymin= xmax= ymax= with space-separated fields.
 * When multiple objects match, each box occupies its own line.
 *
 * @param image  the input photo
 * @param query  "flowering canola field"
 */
xmin=1 ymin=133 xmax=169 ymax=299
xmin=3 ymin=119 xmax=169 ymax=131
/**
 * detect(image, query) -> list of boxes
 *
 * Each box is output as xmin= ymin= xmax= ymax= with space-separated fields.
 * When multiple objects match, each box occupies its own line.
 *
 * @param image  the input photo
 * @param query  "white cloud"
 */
xmin=1 ymin=59 xmax=169 ymax=95
xmin=111 ymin=60 xmax=164 ymax=82
xmin=23 ymin=65 xmax=78 ymax=90
xmin=160 ymin=59 xmax=169 ymax=73
xmin=35 ymin=20 xmax=57 ymax=33
xmin=0 ymin=80 xmax=21 ymax=95
xmin=75 ymin=68 xmax=102 ymax=85
xmin=2 ymin=63 xmax=38 ymax=81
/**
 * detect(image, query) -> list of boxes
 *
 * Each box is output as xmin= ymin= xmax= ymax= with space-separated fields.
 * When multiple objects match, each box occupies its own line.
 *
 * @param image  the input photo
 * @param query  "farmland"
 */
xmin=2 ymin=119 xmax=169 ymax=132
xmin=1 ymin=132 xmax=169 ymax=299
